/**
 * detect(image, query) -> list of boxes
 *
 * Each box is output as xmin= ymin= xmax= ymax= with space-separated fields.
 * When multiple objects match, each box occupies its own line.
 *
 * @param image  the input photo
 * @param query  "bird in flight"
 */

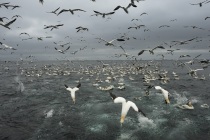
xmin=138 ymin=46 xmax=165 ymax=55
xmin=57 ymin=9 xmax=86 ymax=15
xmin=75 ymin=26 xmax=89 ymax=32
xmin=114 ymin=3 xmax=137 ymax=14
xmin=96 ymin=38 xmax=125 ymax=46
xmin=0 ymin=42 xmax=17 ymax=50
xmin=46 ymin=7 xmax=60 ymax=15
xmin=55 ymin=46 xmax=70 ymax=54
xmin=0 ymin=18 xmax=17 ymax=29
xmin=44 ymin=24 xmax=64 ymax=31
xmin=93 ymin=10 xmax=115 ymax=18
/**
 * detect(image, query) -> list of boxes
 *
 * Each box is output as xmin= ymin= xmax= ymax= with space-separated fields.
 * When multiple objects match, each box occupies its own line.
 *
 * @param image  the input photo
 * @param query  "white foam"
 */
xmin=137 ymin=114 xmax=156 ymax=128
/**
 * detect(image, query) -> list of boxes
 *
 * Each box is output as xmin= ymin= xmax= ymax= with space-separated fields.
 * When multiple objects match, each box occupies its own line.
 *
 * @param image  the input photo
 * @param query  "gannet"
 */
xmin=155 ymin=86 xmax=170 ymax=104
xmin=64 ymin=83 xmax=81 ymax=104
xmin=109 ymin=92 xmax=146 ymax=125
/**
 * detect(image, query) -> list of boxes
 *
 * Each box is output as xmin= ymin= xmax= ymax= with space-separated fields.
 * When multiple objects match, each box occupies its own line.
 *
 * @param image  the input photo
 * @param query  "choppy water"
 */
xmin=0 ymin=60 xmax=210 ymax=140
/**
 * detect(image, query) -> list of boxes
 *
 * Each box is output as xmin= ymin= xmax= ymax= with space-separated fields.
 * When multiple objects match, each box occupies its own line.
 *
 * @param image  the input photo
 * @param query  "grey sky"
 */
xmin=0 ymin=0 xmax=210 ymax=61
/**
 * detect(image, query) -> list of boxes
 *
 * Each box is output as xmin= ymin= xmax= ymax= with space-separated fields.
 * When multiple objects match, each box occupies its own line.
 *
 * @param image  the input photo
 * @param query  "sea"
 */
xmin=0 ymin=60 xmax=210 ymax=140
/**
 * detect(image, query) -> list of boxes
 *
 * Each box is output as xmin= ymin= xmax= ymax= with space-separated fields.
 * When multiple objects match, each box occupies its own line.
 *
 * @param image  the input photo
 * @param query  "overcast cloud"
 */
xmin=0 ymin=0 xmax=210 ymax=61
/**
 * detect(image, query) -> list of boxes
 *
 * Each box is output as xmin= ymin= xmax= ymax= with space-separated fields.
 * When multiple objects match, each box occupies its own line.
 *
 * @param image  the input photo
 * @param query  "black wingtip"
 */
xmin=109 ymin=92 xmax=116 ymax=100
xmin=64 ymin=84 xmax=68 ymax=88
xmin=76 ymin=83 xmax=81 ymax=88
xmin=138 ymin=108 xmax=146 ymax=117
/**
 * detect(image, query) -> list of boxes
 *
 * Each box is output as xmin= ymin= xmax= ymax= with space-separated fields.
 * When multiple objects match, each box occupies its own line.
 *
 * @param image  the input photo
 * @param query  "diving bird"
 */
xmin=154 ymin=86 xmax=170 ymax=104
xmin=109 ymin=92 xmax=146 ymax=125
xmin=64 ymin=83 xmax=81 ymax=104
xmin=0 ymin=18 xmax=16 ymax=29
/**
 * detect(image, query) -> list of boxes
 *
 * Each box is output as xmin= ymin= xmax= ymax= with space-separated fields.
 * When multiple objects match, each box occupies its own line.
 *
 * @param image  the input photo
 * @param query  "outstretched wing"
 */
xmin=76 ymin=83 xmax=81 ymax=88
xmin=109 ymin=92 xmax=117 ymax=100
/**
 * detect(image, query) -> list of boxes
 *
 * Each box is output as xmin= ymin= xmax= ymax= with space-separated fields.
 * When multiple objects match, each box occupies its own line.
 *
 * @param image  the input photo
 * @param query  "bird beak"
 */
xmin=120 ymin=115 xmax=125 ymax=124
xmin=166 ymin=98 xmax=170 ymax=104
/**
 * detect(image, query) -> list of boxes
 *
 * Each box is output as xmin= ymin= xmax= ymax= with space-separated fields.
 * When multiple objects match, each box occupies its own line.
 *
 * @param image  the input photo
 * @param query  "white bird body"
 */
xmin=155 ymin=86 xmax=170 ymax=104
xmin=110 ymin=93 xmax=146 ymax=124
xmin=178 ymin=101 xmax=194 ymax=110
xmin=65 ymin=83 xmax=81 ymax=104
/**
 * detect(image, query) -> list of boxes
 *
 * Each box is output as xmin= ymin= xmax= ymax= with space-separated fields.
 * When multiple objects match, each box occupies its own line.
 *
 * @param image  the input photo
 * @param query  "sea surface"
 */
xmin=0 ymin=60 xmax=210 ymax=140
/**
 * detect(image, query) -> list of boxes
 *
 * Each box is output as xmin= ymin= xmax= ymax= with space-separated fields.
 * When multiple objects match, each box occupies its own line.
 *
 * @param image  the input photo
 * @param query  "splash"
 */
xmin=137 ymin=114 xmax=156 ymax=128
xmin=45 ymin=109 xmax=54 ymax=118
xmin=14 ymin=76 xmax=25 ymax=93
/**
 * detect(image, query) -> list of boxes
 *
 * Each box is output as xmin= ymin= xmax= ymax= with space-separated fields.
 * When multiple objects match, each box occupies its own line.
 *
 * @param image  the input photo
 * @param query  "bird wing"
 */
xmin=5 ymin=18 xmax=16 ymax=27
xmin=127 ymin=101 xmax=138 ymax=112
xmin=138 ymin=50 xmax=145 ymax=55
xmin=76 ymin=83 xmax=81 ymax=88
xmin=57 ymin=9 xmax=69 ymax=15
xmin=114 ymin=6 xmax=121 ymax=11
xmin=109 ymin=92 xmax=117 ymax=100
xmin=93 ymin=10 xmax=101 ymax=14
xmin=105 ymin=12 xmax=115 ymax=15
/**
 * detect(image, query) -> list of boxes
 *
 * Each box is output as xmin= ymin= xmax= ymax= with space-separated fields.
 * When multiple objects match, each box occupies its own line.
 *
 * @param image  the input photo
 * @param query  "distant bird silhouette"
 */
xmin=190 ymin=0 xmax=208 ymax=7
xmin=57 ymin=9 xmax=86 ymax=15
xmin=140 ymin=12 xmax=148 ymax=16
xmin=46 ymin=7 xmax=60 ymax=15
xmin=138 ymin=46 xmax=165 ymax=55
xmin=93 ymin=10 xmax=115 ymax=18
xmin=114 ymin=3 xmax=137 ymax=14
xmin=39 ymin=0 xmax=44 ymax=4
xmin=0 ymin=17 xmax=9 ymax=22
xmin=0 ymin=18 xmax=16 ymax=29
xmin=128 ymin=24 xmax=145 ymax=30
xmin=96 ymin=38 xmax=125 ymax=46
xmin=0 ymin=42 xmax=17 ymax=50
xmin=55 ymin=46 xmax=70 ymax=54
xmin=44 ymin=24 xmax=64 ymax=31
xmin=159 ymin=25 xmax=170 ymax=28
xmin=205 ymin=17 xmax=210 ymax=20
xmin=75 ymin=26 xmax=88 ymax=32
xmin=19 ymin=32 xmax=30 ymax=37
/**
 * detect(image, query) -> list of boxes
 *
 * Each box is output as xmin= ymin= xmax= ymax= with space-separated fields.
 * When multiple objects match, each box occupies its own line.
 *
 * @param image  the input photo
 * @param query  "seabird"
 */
xmin=154 ymin=86 xmax=170 ymax=104
xmin=55 ymin=46 xmax=70 ymax=54
xmin=0 ymin=18 xmax=16 ymax=29
xmin=114 ymin=3 xmax=137 ymax=14
xmin=46 ymin=7 xmax=60 ymax=15
xmin=109 ymin=92 xmax=146 ymax=125
xmin=57 ymin=9 xmax=86 ymax=15
xmin=178 ymin=101 xmax=194 ymax=110
xmin=96 ymin=38 xmax=125 ymax=46
xmin=93 ymin=10 xmax=115 ymax=18
xmin=64 ymin=83 xmax=81 ymax=104
xmin=0 ymin=42 xmax=17 ymax=50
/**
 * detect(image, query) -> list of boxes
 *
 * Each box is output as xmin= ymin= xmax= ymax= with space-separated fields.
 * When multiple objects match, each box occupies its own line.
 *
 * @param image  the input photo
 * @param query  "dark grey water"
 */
xmin=0 ymin=60 xmax=210 ymax=140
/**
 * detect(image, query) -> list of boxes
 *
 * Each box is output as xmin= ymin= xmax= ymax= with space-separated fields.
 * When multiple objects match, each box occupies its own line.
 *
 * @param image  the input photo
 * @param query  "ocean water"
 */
xmin=0 ymin=60 xmax=210 ymax=140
